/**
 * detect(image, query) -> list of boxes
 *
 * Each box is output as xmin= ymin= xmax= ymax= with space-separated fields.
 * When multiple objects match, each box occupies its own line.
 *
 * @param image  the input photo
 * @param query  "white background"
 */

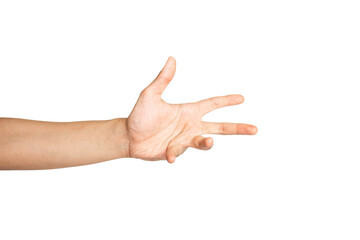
xmin=1 ymin=0 xmax=359 ymax=239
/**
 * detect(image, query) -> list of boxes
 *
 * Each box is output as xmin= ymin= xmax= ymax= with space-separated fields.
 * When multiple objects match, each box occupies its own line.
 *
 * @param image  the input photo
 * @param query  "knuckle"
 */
xmin=226 ymin=95 xmax=232 ymax=104
xmin=199 ymin=139 xmax=205 ymax=149
xmin=159 ymin=75 xmax=171 ymax=84
xmin=236 ymin=124 xmax=242 ymax=134
xmin=210 ymin=97 xmax=219 ymax=109
xmin=140 ymin=88 xmax=151 ymax=97
xmin=219 ymin=123 xmax=225 ymax=133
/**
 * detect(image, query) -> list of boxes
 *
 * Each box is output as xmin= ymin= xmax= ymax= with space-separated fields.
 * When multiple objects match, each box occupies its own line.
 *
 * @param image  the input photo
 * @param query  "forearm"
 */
xmin=0 ymin=118 xmax=129 ymax=170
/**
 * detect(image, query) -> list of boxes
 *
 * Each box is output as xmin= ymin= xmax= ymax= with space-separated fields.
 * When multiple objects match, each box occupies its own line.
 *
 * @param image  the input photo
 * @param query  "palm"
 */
xmin=128 ymin=99 xmax=201 ymax=161
xmin=126 ymin=57 xmax=257 ymax=163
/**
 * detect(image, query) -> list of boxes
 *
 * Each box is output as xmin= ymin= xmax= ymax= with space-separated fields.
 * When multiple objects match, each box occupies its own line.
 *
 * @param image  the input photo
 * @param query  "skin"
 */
xmin=0 ymin=57 xmax=257 ymax=170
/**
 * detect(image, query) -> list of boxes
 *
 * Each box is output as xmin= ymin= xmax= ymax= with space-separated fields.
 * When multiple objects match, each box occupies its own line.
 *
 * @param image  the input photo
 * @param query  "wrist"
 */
xmin=109 ymin=118 xmax=130 ymax=159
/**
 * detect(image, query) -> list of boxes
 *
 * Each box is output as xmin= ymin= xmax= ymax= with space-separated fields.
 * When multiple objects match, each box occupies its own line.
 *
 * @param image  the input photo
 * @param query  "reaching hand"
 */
xmin=126 ymin=57 xmax=257 ymax=163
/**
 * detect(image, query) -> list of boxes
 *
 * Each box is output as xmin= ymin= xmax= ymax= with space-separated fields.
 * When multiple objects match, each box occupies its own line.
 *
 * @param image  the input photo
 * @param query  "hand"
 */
xmin=126 ymin=57 xmax=257 ymax=163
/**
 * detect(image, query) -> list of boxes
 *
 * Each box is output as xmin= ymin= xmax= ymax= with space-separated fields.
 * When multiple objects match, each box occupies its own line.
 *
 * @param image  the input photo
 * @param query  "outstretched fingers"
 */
xmin=202 ymin=122 xmax=258 ymax=135
xmin=144 ymin=56 xmax=176 ymax=97
xmin=196 ymin=94 xmax=244 ymax=115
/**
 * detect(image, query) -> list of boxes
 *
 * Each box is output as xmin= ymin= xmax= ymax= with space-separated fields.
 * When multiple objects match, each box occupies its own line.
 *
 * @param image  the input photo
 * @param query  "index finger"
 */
xmin=196 ymin=94 xmax=244 ymax=116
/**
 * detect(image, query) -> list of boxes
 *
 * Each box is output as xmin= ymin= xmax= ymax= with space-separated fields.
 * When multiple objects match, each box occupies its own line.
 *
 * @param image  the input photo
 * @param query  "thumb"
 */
xmin=146 ymin=56 xmax=176 ymax=96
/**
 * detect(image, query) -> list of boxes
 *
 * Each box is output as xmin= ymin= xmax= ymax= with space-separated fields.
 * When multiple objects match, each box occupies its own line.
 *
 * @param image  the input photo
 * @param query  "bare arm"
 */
xmin=0 ymin=118 xmax=129 ymax=169
xmin=0 ymin=57 xmax=257 ymax=170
